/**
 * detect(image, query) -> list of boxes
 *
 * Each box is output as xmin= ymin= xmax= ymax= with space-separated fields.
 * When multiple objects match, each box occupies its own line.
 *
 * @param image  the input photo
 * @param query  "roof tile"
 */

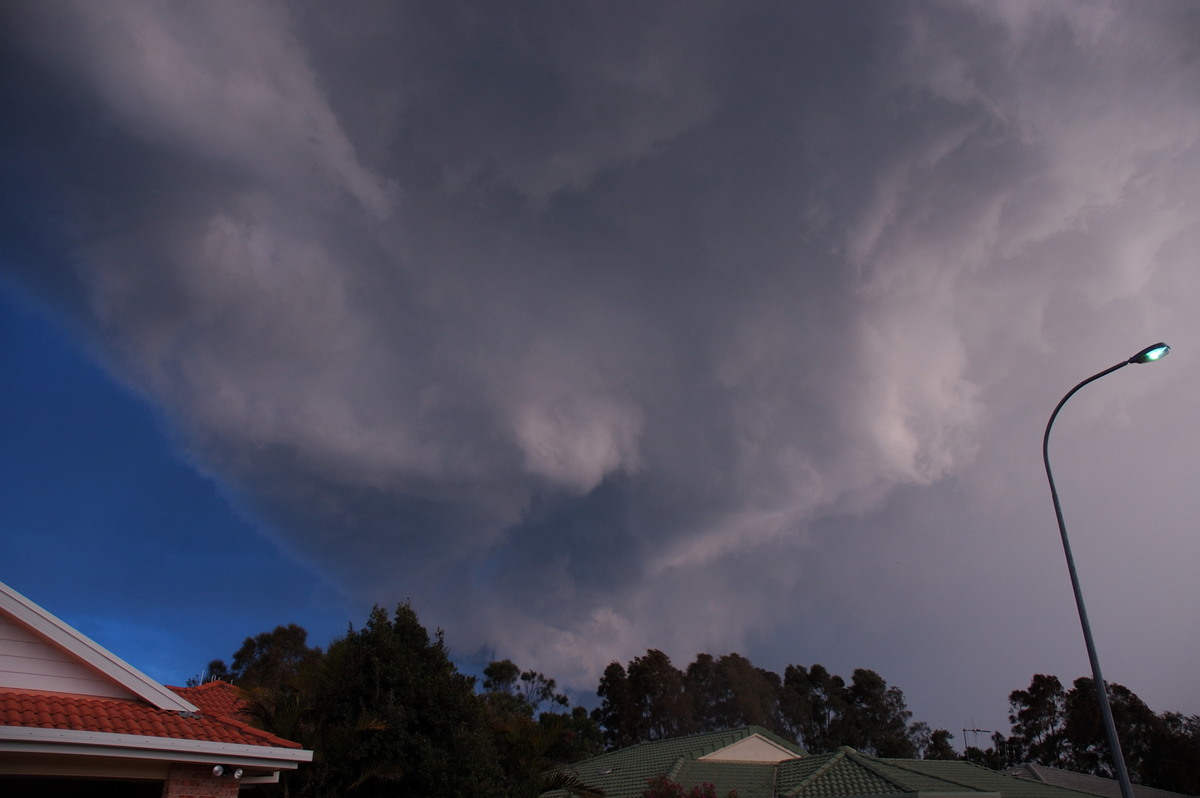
xmin=544 ymin=727 xmax=1148 ymax=798
xmin=0 ymin=683 xmax=300 ymax=750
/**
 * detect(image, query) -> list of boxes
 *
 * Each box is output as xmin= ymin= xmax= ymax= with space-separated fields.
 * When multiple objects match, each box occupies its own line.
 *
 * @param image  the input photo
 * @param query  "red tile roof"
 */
xmin=170 ymin=680 xmax=249 ymax=722
xmin=0 ymin=684 xmax=301 ymax=749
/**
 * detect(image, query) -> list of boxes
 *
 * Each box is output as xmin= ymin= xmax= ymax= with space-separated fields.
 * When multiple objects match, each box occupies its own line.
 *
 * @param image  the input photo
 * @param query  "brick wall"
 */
xmin=160 ymin=764 xmax=242 ymax=798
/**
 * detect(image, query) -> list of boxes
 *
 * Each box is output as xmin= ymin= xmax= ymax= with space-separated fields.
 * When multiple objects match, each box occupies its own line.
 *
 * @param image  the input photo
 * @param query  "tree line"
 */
xmin=196 ymin=608 xmax=1200 ymax=797
xmin=995 ymin=673 xmax=1199 ymax=792
xmin=198 ymin=607 xmax=600 ymax=798
xmin=593 ymin=650 xmax=953 ymax=759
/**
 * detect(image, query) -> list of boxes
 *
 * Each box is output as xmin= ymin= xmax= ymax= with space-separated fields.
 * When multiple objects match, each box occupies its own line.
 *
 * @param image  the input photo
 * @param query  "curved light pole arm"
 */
xmin=1042 ymin=359 xmax=1135 ymax=798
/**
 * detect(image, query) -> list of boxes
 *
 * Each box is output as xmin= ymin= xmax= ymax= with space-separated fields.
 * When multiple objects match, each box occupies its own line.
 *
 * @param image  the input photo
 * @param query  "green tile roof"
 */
xmin=546 ymin=726 xmax=805 ymax=798
xmin=1005 ymin=764 xmax=1195 ymax=798
xmin=870 ymin=758 xmax=1116 ymax=798
xmin=544 ymin=727 xmax=1116 ymax=798
xmin=675 ymin=760 xmax=779 ymax=798
xmin=778 ymin=749 xmax=901 ymax=797
xmin=781 ymin=750 xmax=1104 ymax=798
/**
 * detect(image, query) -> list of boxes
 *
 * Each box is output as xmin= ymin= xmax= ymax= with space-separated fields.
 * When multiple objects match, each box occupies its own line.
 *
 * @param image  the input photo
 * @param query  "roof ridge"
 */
xmin=169 ymin=683 xmax=301 ymax=750
xmin=837 ymin=748 xmax=926 ymax=792
xmin=690 ymin=728 xmax=747 ymax=759
xmin=0 ymin=581 xmax=197 ymax=714
xmin=168 ymin=680 xmax=234 ymax=692
xmin=781 ymin=748 xmax=848 ymax=797
xmin=1022 ymin=763 xmax=1051 ymax=783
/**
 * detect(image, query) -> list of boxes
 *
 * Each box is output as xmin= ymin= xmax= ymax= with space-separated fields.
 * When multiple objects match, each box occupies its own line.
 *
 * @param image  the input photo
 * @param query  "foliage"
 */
xmin=1005 ymin=673 xmax=1200 ymax=793
xmin=837 ymin=668 xmax=917 ymax=756
xmin=594 ymin=650 xmax=695 ymax=747
xmin=480 ymin=659 xmax=601 ymax=798
xmin=780 ymin=664 xmax=846 ymax=752
xmin=540 ymin=706 xmax=606 ymax=764
xmin=484 ymin=658 xmax=569 ymax=716
xmin=920 ymin=727 xmax=958 ymax=760
xmin=628 ymin=649 xmax=696 ymax=741
xmin=962 ymin=732 xmax=1009 ymax=770
xmin=1145 ymin=712 xmax=1200 ymax=795
xmin=205 ymin=623 xmax=322 ymax=691
xmin=594 ymin=651 xmax=936 ymax=758
xmin=595 ymin=661 xmax=641 ymax=748
xmin=1062 ymin=677 xmax=1159 ymax=780
xmin=686 ymin=653 xmax=785 ymax=735
xmin=211 ymin=608 xmax=511 ymax=798
xmin=1007 ymin=673 xmax=1066 ymax=766
xmin=301 ymin=604 xmax=507 ymax=797
xmin=202 ymin=621 xmax=1200 ymax=798
xmin=540 ymin=767 xmax=606 ymax=798
xmin=779 ymin=664 xmax=932 ymax=756
xmin=642 ymin=774 xmax=738 ymax=798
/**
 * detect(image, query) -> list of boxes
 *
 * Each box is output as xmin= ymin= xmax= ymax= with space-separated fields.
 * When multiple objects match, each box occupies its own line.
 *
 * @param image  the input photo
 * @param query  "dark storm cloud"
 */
xmin=3 ymin=0 xmax=1199 ymax=732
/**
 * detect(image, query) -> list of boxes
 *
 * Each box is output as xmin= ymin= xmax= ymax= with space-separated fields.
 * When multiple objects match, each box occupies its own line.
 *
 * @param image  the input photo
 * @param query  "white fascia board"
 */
xmin=0 ymin=726 xmax=313 ymax=768
xmin=0 ymin=580 xmax=196 ymax=713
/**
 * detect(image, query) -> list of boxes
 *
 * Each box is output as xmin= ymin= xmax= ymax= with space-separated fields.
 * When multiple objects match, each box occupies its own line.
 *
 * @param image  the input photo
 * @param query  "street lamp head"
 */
xmin=1129 ymin=342 xmax=1170 ymax=364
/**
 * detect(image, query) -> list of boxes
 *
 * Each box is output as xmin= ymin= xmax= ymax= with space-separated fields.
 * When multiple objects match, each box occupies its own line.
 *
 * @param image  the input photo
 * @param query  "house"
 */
xmin=1005 ymin=764 xmax=1196 ymax=798
xmin=543 ymin=726 xmax=1116 ymax=798
xmin=0 ymin=579 xmax=311 ymax=796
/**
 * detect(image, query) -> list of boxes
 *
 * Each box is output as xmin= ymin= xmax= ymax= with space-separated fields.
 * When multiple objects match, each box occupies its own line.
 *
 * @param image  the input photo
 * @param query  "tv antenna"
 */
xmin=962 ymin=727 xmax=992 ymax=749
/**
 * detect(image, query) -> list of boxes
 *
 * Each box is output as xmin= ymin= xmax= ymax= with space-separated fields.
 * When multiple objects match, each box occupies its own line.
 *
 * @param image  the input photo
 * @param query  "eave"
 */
xmin=0 ymin=725 xmax=313 ymax=771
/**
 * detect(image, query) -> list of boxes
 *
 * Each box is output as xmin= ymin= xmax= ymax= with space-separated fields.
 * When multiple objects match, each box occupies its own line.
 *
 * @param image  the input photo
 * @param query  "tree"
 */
xmin=594 ymin=650 xmax=695 ymax=747
xmin=480 ymin=659 xmax=595 ymax=798
xmin=595 ymin=661 xmax=640 ymax=748
xmin=483 ymin=658 xmax=569 ymax=716
xmin=780 ymin=664 xmax=848 ymax=753
xmin=300 ymin=605 xmax=507 ymax=798
xmin=1062 ymin=677 xmax=1159 ymax=781
xmin=920 ymin=727 xmax=958 ymax=760
xmin=963 ymin=732 xmax=1010 ymax=769
xmin=1146 ymin=713 xmax=1200 ymax=795
xmin=207 ymin=623 xmax=322 ymax=691
xmin=594 ymin=653 xmax=937 ymax=757
xmin=1006 ymin=674 xmax=1200 ymax=792
xmin=628 ymin=649 xmax=696 ymax=741
xmin=837 ymin=668 xmax=916 ymax=757
xmin=540 ymin=706 xmax=605 ymax=764
xmin=779 ymin=664 xmax=926 ymax=756
xmin=1008 ymin=674 xmax=1067 ymax=766
xmin=685 ymin=653 xmax=785 ymax=735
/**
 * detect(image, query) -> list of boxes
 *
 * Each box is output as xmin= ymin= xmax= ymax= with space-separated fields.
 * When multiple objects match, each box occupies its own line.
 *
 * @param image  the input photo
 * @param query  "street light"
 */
xmin=1042 ymin=342 xmax=1169 ymax=798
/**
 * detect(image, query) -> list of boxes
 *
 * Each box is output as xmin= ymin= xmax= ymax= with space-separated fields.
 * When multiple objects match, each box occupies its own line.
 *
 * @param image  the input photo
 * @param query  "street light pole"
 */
xmin=1042 ymin=342 xmax=1168 ymax=798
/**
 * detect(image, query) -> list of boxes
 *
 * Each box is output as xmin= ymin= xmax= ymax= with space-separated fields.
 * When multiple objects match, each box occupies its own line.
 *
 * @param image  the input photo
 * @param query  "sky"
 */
xmin=2 ymin=0 xmax=1199 ymax=749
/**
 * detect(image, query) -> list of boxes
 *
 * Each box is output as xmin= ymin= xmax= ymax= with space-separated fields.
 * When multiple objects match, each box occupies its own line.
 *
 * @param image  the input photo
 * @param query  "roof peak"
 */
xmin=0 ymin=580 xmax=197 ymax=713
